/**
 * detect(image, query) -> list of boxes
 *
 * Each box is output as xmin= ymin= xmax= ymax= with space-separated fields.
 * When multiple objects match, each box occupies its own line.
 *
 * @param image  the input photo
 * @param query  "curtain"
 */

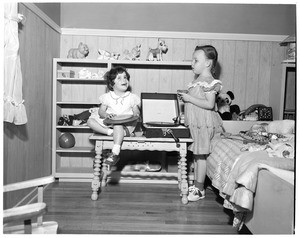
xmin=4 ymin=2 xmax=27 ymax=125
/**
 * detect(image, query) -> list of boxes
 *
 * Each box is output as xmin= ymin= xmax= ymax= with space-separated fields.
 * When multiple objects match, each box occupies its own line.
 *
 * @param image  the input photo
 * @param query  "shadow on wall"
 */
xmin=4 ymin=122 xmax=29 ymax=141
xmin=215 ymin=62 xmax=222 ymax=79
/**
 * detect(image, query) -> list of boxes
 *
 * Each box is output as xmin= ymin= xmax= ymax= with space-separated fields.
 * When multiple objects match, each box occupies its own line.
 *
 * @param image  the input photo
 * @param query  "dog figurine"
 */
xmin=98 ymin=49 xmax=120 ymax=60
xmin=147 ymin=39 xmax=168 ymax=61
xmin=67 ymin=42 xmax=89 ymax=59
xmin=121 ymin=44 xmax=141 ymax=60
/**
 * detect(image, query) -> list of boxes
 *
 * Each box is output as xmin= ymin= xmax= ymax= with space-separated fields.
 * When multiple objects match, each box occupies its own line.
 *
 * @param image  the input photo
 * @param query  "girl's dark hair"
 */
xmin=105 ymin=66 xmax=130 ymax=91
xmin=195 ymin=45 xmax=218 ymax=78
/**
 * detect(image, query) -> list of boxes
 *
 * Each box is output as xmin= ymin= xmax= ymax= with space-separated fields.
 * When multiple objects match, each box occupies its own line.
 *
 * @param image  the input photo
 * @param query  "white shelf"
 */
xmin=54 ymin=58 xmax=191 ymax=66
xmin=56 ymin=102 xmax=99 ymax=105
xmin=57 ymin=125 xmax=91 ymax=129
xmin=57 ymin=78 xmax=106 ymax=83
xmin=52 ymin=58 xmax=191 ymax=181
xmin=282 ymin=59 xmax=296 ymax=64
xmin=56 ymin=146 xmax=94 ymax=153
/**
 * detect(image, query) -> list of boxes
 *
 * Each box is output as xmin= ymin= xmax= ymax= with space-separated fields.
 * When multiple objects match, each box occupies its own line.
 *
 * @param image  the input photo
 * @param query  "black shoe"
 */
xmin=104 ymin=152 xmax=120 ymax=166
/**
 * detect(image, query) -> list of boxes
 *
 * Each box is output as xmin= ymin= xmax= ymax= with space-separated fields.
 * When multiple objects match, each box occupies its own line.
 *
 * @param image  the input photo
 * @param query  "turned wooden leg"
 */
xmin=179 ymin=145 xmax=188 ymax=204
xmin=177 ymin=156 xmax=182 ymax=190
xmin=91 ymin=141 xmax=102 ymax=200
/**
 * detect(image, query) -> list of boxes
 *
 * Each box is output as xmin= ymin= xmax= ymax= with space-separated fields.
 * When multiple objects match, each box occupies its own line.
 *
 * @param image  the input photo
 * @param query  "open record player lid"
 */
xmin=141 ymin=93 xmax=180 ymax=126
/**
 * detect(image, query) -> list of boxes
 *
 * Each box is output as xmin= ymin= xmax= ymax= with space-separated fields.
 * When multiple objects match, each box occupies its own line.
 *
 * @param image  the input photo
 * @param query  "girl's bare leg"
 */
xmin=194 ymin=154 xmax=207 ymax=190
xmin=87 ymin=118 xmax=109 ymax=135
xmin=113 ymin=125 xmax=125 ymax=146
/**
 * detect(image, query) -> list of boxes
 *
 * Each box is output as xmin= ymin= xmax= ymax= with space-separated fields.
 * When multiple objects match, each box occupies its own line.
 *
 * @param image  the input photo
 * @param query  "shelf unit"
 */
xmin=279 ymin=61 xmax=296 ymax=120
xmin=52 ymin=58 xmax=192 ymax=181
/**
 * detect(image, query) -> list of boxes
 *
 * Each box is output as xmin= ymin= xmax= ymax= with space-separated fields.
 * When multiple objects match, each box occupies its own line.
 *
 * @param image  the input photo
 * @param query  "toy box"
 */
xmin=141 ymin=93 xmax=190 ymax=139
xmin=57 ymin=70 xmax=75 ymax=78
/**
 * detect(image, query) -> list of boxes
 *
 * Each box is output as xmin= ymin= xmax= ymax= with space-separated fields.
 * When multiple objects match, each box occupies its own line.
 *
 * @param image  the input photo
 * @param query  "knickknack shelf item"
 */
xmin=52 ymin=58 xmax=191 ymax=181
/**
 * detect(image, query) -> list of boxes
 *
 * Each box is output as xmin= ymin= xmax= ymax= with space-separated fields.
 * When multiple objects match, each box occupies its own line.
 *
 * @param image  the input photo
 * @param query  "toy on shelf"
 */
xmin=57 ymin=110 xmax=92 ymax=126
xmin=59 ymin=133 xmax=75 ymax=148
xmin=121 ymin=44 xmax=141 ymax=60
xmin=57 ymin=70 xmax=75 ymax=78
xmin=98 ymin=49 xmax=120 ymax=60
xmin=67 ymin=42 xmax=89 ymax=59
xmin=78 ymin=68 xmax=105 ymax=79
xmin=146 ymin=38 xmax=168 ymax=61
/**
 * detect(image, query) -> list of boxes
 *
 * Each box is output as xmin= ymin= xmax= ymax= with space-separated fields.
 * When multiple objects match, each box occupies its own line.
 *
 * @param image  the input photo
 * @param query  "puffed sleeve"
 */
xmin=99 ymin=93 xmax=109 ymax=105
xmin=131 ymin=93 xmax=141 ymax=107
xmin=203 ymin=80 xmax=222 ymax=94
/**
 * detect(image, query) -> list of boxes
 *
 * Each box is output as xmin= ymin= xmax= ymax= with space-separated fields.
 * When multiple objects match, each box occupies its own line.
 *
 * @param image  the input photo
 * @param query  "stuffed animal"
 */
xmin=67 ymin=42 xmax=89 ymax=59
xmin=98 ymin=49 xmax=120 ymax=60
xmin=216 ymin=91 xmax=240 ymax=120
xmin=121 ymin=44 xmax=141 ymax=60
xmin=146 ymin=39 xmax=168 ymax=61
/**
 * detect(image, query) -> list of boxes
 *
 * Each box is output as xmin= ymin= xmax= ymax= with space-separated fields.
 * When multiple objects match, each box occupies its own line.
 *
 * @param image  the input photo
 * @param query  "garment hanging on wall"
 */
xmin=4 ymin=2 xmax=27 ymax=125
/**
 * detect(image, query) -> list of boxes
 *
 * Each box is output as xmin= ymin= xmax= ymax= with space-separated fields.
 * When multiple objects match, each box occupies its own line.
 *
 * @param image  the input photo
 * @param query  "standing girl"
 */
xmin=87 ymin=66 xmax=140 ymax=166
xmin=177 ymin=45 xmax=223 ymax=201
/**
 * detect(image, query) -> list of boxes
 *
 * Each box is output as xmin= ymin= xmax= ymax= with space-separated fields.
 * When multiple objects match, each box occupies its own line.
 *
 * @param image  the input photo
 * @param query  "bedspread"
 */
xmin=221 ymin=151 xmax=294 ymax=212
xmin=206 ymin=135 xmax=295 ymax=229
xmin=207 ymin=136 xmax=244 ymax=190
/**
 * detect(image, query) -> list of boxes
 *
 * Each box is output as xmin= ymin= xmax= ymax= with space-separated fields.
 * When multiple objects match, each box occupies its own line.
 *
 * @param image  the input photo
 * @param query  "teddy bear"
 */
xmin=67 ymin=42 xmax=89 ymax=59
xmin=216 ymin=91 xmax=240 ymax=120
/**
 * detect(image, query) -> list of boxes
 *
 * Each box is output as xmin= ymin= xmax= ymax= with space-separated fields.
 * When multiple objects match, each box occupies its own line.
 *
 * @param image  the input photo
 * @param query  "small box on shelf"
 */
xmin=57 ymin=70 xmax=75 ymax=78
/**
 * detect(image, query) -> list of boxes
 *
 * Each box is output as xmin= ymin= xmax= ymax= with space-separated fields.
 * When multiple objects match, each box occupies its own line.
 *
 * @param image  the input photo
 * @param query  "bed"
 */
xmin=206 ymin=120 xmax=295 ymax=234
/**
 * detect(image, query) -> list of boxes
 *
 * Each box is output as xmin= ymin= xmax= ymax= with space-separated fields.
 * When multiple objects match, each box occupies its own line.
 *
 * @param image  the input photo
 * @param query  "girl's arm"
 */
xmin=98 ymin=104 xmax=115 ymax=118
xmin=179 ymin=92 xmax=216 ymax=110
xmin=132 ymin=105 xmax=140 ymax=117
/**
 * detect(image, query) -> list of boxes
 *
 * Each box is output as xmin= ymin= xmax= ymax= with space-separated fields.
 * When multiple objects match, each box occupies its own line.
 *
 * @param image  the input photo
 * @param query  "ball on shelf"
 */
xmin=58 ymin=133 xmax=75 ymax=148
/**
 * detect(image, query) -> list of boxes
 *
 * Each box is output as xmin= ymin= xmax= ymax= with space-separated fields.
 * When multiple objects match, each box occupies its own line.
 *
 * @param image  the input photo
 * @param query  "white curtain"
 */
xmin=4 ymin=2 xmax=27 ymax=125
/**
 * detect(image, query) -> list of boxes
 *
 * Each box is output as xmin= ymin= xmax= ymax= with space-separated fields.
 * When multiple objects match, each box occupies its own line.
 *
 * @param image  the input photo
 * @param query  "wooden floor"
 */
xmin=42 ymin=181 xmax=244 ymax=234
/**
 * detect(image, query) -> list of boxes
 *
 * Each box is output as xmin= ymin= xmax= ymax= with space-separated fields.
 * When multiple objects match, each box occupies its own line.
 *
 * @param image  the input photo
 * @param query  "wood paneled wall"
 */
xmin=3 ymin=3 xmax=60 ymax=208
xmin=60 ymin=35 xmax=285 ymax=117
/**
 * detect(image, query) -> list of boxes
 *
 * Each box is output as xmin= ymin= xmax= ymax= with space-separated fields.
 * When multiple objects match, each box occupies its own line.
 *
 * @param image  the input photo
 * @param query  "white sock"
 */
xmin=112 ymin=144 xmax=121 ymax=155
xmin=107 ymin=129 xmax=113 ymax=136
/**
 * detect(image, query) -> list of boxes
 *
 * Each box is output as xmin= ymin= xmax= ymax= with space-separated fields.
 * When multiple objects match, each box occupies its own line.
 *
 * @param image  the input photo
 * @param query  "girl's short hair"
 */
xmin=105 ymin=66 xmax=130 ymax=91
xmin=195 ymin=45 xmax=218 ymax=78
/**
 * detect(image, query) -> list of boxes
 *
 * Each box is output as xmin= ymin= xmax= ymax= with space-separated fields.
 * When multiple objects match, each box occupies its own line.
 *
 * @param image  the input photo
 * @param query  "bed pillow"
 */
xmin=267 ymin=120 xmax=295 ymax=134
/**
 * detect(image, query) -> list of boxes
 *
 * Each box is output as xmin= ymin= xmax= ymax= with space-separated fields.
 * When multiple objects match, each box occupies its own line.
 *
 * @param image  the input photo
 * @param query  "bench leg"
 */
xmin=91 ymin=141 xmax=102 ymax=200
xmin=179 ymin=147 xmax=188 ymax=204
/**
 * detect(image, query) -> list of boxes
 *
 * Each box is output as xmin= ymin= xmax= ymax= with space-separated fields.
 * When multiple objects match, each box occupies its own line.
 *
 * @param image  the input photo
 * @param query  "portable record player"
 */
xmin=141 ymin=93 xmax=190 ymax=139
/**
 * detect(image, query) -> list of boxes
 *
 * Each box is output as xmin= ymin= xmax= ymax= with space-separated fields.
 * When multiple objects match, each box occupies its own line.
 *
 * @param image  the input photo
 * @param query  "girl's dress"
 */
xmin=89 ymin=91 xmax=140 ymax=134
xmin=184 ymin=76 xmax=223 ymax=155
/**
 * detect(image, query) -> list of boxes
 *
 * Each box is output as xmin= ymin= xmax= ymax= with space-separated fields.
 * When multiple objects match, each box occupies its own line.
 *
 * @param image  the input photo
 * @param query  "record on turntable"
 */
xmin=103 ymin=114 xmax=139 ymax=125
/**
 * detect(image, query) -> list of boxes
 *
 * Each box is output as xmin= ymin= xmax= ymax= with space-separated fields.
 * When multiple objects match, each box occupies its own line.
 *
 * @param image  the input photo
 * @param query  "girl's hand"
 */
xmin=106 ymin=113 xmax=116 ymax=119
xmin=177 ymin=92 xmax=191 ymax=103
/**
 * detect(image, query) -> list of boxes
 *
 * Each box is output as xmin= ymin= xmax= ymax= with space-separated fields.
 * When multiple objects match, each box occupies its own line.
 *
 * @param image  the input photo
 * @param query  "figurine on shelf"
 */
xmin=67 ymin=42 xmax=89 ymax=59
xmin=98 ymin=49 xmax=120 ymax=60
xmin=78 ymin=68 xmax=104 ymax=79
xmin=121 ymin=44 xmax=141 ymax=60
xmin=146 ymin=38 xmax=168 ymax=61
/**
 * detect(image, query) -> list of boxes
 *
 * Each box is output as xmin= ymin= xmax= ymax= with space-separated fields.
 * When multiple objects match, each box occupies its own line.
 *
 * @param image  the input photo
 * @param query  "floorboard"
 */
xmin=42 ymin=181 xmax=242 ymax=234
